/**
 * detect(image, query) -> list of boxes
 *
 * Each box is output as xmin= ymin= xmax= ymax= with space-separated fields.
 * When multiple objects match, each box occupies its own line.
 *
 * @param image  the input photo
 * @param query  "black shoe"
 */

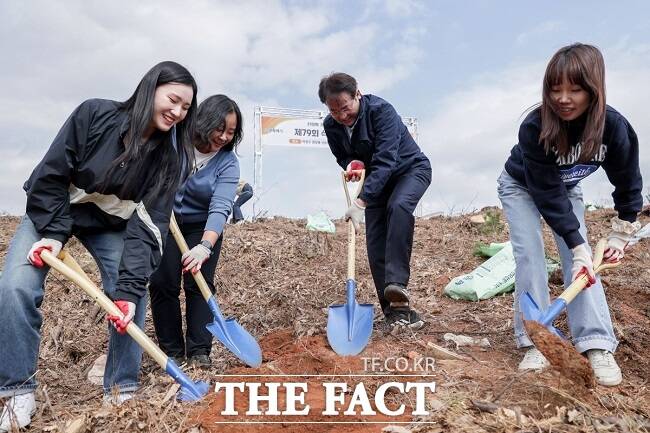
xmin=170 ymin=356 xmax=186 ymax=366
xmin=188 ymin=354 xmax=211 ymax=368
xmin=385 ymin=308 xmax=424 ymax=332
xmin=384 ymin=283 xmax=410 ymax=305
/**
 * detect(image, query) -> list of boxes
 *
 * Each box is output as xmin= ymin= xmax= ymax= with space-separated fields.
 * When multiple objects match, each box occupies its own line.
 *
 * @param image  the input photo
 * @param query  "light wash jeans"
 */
xmin=0 ymin=216 xmax=146 ymax=397
xmin=497 ymin=170 xmax=617 ymax=353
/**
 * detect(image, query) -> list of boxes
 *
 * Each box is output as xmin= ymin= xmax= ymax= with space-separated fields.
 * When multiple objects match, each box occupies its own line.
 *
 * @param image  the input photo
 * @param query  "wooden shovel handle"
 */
xmin=341 ymin=170 xmax=366 ymax=280
xmin=169 ymin=214 xmax=214 ymax=301
xmin=592 ymin=239 xmax=607 ymax=269
xmin=558 ymin=239 xmax=621 ymax=304
xmin=341 ymin=170 xmax=366 ymax=207
xmin=41 ymin=250 xmax=168 ymax=368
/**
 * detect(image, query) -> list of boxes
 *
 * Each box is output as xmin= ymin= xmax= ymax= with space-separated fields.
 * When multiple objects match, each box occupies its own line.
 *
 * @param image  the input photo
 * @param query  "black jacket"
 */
xmin=504 ymin=106 xmax=642 ymax=249
xmin=323 ymin=94 xmax=430 ymax=202
xmin=24 ymin=98 xmax=179 ymax=303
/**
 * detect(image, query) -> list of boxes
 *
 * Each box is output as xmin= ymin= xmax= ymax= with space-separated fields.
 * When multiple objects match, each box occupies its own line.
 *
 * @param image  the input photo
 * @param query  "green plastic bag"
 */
xmin=306 ymin=212 xmax=335 ymax=234
xmin=473 ymin=241 xmax=509 ymax=258
xmin=444 ymin=241 xmax=559 ymax=301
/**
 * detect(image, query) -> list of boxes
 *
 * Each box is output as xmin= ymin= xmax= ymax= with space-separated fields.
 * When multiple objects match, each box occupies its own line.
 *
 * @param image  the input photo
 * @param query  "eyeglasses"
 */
xmin=328 ymin=94 xmax=359 ymax=117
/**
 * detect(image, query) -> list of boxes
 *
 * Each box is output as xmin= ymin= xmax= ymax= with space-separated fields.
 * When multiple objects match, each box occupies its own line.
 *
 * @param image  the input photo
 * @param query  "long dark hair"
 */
xmin=540 ymin=43 xmax=606 ymax=162
xmin=101 ymin=61 xmax=198 ymax=198
xmin=193 ymin=95 xmax=243 ymax=153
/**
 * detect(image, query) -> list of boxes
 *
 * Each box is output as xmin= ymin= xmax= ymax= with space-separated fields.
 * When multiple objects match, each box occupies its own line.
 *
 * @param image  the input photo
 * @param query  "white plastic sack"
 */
xmin=306 ymin=211 xmax=336 ymax=234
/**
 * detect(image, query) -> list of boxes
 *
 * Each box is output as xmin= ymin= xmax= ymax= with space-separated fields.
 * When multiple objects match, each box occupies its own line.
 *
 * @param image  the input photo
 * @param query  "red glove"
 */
xmin=575 ymin=267 xmax=596 ymax=288
xmin=345 ymin=160 xmax=364 ymax=182
xmin=28 ymin=240 xmax=62 ymax=268
xmin=107 ymin=300 xmax=136 ymax=335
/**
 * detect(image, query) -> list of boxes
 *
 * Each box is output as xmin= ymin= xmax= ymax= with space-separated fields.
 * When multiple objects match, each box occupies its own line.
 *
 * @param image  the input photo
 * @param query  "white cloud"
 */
xmin=515 ymin=20 xmax=563 ymax=46
xmin=384 ymin=0 xmax=425 ymax=17
xmin=0 ymin=0 xmax=427 ymax=215
xmin=0 ymin=1 xmax=423 ymax=101
xmin=364 ymin=0 xmax=426 ymax=18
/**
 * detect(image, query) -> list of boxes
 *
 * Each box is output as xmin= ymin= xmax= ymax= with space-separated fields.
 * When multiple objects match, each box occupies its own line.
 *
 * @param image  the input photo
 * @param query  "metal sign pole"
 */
xmin=253 ymin=106 xmax=262 ymax=220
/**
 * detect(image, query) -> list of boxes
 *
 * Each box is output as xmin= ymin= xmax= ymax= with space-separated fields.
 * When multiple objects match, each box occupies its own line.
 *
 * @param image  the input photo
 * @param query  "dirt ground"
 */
xmin=0 ymin=207 xmax=649 ymax=432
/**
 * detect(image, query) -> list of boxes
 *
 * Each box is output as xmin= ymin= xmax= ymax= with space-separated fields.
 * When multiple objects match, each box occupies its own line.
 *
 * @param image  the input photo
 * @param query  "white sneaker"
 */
xmin=102 ymin=392 xmax=134 ymax=406
xmin=0 ymin=392 xmax=36 ymax=432
xmin=586 ymin=350 xmax=622 ymax=386
xmin=518 ymin=347 xmax=550 ymax=371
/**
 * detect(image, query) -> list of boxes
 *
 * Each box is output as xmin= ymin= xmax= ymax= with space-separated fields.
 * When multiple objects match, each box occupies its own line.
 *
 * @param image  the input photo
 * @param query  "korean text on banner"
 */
xmin=261 ymin=115 xmax=329 ymax=148
xmin=261 ymin=115 xmax=418 ymax=148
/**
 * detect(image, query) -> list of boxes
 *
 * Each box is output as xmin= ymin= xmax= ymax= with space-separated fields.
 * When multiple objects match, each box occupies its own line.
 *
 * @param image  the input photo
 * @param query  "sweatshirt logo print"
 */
xmin=554 ymin=143 xmax=607 ymax=166
xmin=558 ymin=165 xmax=598 ymax=185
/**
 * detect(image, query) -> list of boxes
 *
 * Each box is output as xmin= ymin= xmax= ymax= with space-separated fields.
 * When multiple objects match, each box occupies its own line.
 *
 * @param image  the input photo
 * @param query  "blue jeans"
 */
xmin=0 ymin=216 xmax=146 ymax=397
xmin=497 ymin=170 xmax=617 ymax=353
xmin=232 ymin=184 xmax=253 ymax=222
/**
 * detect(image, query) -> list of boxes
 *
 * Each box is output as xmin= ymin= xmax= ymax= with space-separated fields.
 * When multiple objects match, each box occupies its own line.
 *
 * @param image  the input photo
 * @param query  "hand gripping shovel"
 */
xmin=38 ymin=249 xmax=209 ymax=401
xmin=521 ymin=239 xmax=620 ymax=387
xmin=520 ymin=239 xmax=621 ymax=337
xmin=326 ymin=170 xmax=374 ymax=356
xmin=169 ymin=215 xmax=262 ymax=368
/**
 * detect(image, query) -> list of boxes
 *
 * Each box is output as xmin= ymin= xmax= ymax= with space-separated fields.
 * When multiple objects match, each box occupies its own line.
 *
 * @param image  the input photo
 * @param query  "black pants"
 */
xmin=365 ymin=163 xmax=431 ymax=313
xmin=149 ymin=221 xmax=223 ymax=358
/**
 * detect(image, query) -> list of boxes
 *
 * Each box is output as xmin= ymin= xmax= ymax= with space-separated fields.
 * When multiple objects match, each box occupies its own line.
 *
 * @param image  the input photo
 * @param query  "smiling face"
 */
xmin=204 ymin=112 xmax=238 ymax=153
xmin=150 ymin=82 xmax=194 ymax=133
xmin=550 ymin=78 xmax=591 ymax=121
xmin=325 ymin=91 xmax=361 ymax=127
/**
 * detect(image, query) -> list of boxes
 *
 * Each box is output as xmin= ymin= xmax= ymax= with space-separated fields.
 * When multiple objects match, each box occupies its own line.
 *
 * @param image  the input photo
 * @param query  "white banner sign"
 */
xmin=261 ymin=115 xmax=329 ymax=148
xmin=261 ymin=114 xmax=418 ymax=148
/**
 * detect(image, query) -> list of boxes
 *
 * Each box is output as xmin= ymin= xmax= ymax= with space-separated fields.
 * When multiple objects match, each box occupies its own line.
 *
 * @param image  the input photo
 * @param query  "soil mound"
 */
xmin=0 ymin=208 xmax=648 ymax=432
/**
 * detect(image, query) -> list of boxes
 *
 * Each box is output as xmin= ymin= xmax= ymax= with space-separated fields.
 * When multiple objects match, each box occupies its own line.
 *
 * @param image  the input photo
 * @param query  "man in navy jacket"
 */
xmin=319 ymin=72 xmax=432 ymax=331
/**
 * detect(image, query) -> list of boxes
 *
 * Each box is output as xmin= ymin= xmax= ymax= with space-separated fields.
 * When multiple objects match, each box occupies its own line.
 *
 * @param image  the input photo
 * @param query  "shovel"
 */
xmin=521 ymin=239 xmax=620 ymax=387
xmin=520 ymin=239 xmax=620 ymax=338
xmin=169 ymin=215 xmax=262 ymax=368
xmin=38 ymin=249 xmax=209 ymax=401
xmin=326 ymin=170 xmax=374 ymax=356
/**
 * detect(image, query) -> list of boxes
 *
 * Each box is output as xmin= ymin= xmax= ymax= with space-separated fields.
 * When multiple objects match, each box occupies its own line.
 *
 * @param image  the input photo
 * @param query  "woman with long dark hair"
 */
xmin=498 ymin=44 xmax=642 ymax=386
xmin=0 ymin=61 xmax=197 ymax=431
xmin=149 ymin=94 xmax=242 ymax=368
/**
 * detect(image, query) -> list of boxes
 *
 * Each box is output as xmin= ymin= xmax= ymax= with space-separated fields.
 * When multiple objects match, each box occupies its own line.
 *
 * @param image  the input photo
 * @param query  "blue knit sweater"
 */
xmin=173 ymin=150 xmax=240 ymax=235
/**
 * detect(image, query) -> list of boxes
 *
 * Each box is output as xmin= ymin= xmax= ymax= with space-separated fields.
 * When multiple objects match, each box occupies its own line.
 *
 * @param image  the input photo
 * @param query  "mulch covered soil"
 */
xmin=0 ymin=207 xmax=649 ymax=432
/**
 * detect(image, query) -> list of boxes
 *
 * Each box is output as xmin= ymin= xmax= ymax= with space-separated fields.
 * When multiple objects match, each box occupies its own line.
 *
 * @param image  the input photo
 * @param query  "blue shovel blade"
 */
xmin=520 ymin=292 xmax=542 ymax=322
xmin=520 ymin=292 xmax=567 ymax=340
xmin=165 ymin=359 xmax=210 ymax=402
xmin=327 ymin=302 xmax=374 ymax=356
xmin=206 ymin=319 xmax=263 ymax=368
xmin=205 ymin=296 xmax=262 ymax=368
xmin=177 ymin=380 xmax=210 ymax=402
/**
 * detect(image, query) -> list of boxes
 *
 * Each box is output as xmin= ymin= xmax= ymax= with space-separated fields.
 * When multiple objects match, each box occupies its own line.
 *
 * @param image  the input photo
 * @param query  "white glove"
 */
xmin=182 ymin=243 xmax=211 ymax=274
xmin=344 ymin=199 xmax=366 ymax=233
xmin=603 ymin=217 xmax=641 ymax=262
xmin=571 ymin=243 xmax=595 ymax=285
xmin=27 ymin=238 xmax=63 ymax=267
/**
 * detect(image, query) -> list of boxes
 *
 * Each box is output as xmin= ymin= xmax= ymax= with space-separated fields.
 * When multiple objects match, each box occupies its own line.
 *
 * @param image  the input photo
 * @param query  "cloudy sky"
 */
xmin=1 ymin=0 xmax=648 ymax=219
